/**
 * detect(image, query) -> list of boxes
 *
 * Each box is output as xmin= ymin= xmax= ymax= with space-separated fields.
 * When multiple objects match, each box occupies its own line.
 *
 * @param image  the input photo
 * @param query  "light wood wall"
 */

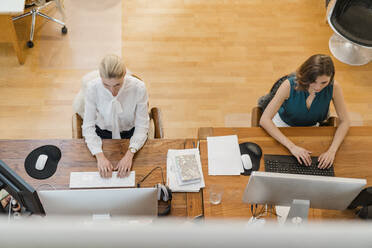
xmin=0 ymin=0 xmax=371 ymax=139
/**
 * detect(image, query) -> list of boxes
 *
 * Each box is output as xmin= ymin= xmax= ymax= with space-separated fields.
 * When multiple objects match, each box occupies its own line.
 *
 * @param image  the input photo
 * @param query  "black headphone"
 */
xmin=137 ymin=167 xmax=172 ymax=216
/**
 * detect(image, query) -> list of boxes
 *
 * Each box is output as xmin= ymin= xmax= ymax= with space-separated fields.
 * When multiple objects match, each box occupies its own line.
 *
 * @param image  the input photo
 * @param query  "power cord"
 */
xmin=8 ymin=196 xmax=13 ymax=222
xmin=137 ymin=167 xmax=165 ymax=188
xmin=250 ymin=204 xmax=280 ymax=218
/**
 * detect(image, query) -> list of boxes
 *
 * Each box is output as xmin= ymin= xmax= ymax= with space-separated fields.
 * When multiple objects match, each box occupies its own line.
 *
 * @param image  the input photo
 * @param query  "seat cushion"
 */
xmin=331 ymin=0 xmax=372 ymax=47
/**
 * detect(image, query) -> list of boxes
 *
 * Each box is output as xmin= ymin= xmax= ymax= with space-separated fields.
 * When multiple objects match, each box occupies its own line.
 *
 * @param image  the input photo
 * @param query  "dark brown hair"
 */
xmin=295 ymin=54 xmax=335 ymax=91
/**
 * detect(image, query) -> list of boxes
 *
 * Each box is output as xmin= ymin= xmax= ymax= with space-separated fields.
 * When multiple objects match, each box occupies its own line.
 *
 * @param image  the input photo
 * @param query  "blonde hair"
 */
xmin=99 ymin=54 xmax=126 ymax=79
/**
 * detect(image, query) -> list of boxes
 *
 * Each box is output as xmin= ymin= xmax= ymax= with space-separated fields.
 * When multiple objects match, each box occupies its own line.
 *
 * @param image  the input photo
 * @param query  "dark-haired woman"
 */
xmin=260 ymin=54 xmax=350 ymax=169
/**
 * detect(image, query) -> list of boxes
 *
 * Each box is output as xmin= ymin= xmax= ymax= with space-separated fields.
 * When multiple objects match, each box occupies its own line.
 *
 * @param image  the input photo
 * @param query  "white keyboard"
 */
xmin=69 ymin=171 xmax=135 ymax=189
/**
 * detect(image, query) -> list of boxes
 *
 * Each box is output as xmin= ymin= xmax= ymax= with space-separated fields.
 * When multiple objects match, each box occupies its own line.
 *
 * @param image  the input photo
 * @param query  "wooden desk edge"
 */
xmin=198 ymin=127 xmax=213 ymax=140
xmin=184 ymin=139 xmax=204 ymax=219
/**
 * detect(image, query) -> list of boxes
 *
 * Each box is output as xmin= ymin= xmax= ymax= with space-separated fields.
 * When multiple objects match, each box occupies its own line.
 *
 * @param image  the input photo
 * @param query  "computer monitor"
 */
xmin=38 ymin=188 xmax=158 ymax=218
xmin=243 ymin=171 xmax=366 ymax=222
xmin=0 ymin=160 xmax=45 ymax=215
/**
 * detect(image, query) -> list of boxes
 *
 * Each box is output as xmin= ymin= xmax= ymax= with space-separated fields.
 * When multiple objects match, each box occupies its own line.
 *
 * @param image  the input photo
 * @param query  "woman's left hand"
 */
xmin=115 ymin=150 xmax=134 ymax=177
xmin=318 ymin=149 xmax=336 ymax=169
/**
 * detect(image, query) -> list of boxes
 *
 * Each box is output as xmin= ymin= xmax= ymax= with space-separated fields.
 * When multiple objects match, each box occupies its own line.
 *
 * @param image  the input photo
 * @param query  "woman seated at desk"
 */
xmin=260 ymin=54 xmax=350 ymax=169
xmin=82 ymin=54 xmax=149 ymax=178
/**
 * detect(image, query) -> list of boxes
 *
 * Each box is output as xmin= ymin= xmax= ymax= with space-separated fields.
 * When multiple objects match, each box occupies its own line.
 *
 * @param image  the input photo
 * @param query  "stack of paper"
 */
xmin=207 ymin=135 xmax=243 ymax=175
xmin=167 ymin=148 xmax=205 ymax=192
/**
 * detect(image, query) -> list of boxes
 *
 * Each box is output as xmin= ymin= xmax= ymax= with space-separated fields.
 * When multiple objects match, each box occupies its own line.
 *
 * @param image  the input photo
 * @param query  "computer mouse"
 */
xmin=241 ymin=154 xmax=252 ymax=170
xmin=239 ymin=142 xmax=263 ymax=175
xmin=35 ymin=154 xmax=48 ymax=170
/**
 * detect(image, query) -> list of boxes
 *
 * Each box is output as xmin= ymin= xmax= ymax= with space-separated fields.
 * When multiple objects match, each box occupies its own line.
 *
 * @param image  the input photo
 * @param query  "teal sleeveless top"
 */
xmin=278 ymin=76 xmax=333 ymax=126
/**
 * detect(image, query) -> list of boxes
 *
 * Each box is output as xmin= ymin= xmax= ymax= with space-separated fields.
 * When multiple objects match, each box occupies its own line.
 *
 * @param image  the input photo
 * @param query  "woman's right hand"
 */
xmin=95 ymin=153 xmax=113 ymax=178
xmin=289 ymin=145 xmax=312 ymax=166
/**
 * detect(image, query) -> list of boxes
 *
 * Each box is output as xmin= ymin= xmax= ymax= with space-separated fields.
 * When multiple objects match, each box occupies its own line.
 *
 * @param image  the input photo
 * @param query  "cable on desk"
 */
xmin=8 ymin=196 xmax=13 ymax=222
xmin=251 ymin=204 xmax=280 ymax=219
xmin=137 ymin=166 xmax=165 ymax=187
xmin=250 ymin=204 xmax=258 ymax=217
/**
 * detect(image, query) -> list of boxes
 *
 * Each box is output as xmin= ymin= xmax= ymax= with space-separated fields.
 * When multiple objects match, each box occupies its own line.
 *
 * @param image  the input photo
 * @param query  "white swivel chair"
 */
xmin=326 ymin=0 xmax=372 ymax=65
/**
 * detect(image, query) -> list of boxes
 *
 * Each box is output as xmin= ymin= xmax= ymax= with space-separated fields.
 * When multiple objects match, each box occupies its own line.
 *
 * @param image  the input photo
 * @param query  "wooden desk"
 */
xmin=198 ymin=126 xmax=372 ymax=220
xmin=0 ymin=138 xmax=203 ymax=218
xmin=0 ymin=0 xmax=25 ymax=64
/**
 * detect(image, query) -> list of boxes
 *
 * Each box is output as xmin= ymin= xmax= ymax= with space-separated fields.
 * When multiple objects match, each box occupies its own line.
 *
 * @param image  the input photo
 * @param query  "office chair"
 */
xmin=251 ymin=75 xmax=338 ymax=127
xmin=72 ymin=70 xmax=164 ymax=139
xmin=12 ymin=0 xmax=67 ymax=48
xmin=326 ymin=0 xmax=372 ymax=65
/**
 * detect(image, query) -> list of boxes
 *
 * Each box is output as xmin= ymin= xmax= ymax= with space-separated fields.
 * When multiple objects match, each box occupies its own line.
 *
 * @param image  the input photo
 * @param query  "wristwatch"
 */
xmin=129 ymin=147 xmax=137 ymax=154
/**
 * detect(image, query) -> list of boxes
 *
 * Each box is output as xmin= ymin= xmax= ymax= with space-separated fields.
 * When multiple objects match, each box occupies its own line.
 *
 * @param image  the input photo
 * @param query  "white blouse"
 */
xmin=82 ymin=74 xmax=149 ymax=155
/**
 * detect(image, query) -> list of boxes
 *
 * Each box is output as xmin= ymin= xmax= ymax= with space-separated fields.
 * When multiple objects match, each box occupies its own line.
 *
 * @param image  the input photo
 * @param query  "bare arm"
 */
xmin=260 ymin=80 xmax=312 ymax=165
xmin=329 ymin=82 xmax=350 ymax=151
xmin=318 ymin=82 xmax=350 ymax=168
xmin=260 ymin=80 xmax=294 ymax=148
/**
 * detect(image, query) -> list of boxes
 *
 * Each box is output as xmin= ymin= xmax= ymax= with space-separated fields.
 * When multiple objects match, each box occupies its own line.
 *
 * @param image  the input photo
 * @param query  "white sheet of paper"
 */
xmin=207 ymin=135 xmax=243 ymax=175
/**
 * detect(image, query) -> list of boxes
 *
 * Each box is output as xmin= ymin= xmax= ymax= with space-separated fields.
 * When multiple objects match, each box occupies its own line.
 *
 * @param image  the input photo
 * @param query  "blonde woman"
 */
xmin=83 ymin=55 xmax=149 ymax=178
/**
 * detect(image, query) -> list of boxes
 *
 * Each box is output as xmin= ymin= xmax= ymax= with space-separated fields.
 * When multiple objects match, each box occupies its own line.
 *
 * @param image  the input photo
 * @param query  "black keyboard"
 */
xmin=264 ymin=154 xmax=335 ymax=177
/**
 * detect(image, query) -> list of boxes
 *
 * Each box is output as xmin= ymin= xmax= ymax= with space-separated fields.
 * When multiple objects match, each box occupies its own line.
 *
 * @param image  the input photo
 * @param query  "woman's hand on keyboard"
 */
xmin=289 ymin=145 xmax=312 ymax=166
xmin=96 ymin=152 xmax=114 ymax=178
xmin=318 ymin=150 xmax=335 ymax=169
xmin=115 ymin=150 xmax=134 ymax=178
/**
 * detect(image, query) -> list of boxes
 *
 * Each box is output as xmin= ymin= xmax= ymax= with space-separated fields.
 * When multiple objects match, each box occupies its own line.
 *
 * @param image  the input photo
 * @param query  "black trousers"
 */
xmin=95 ymin=125 xmax=135 ymax=139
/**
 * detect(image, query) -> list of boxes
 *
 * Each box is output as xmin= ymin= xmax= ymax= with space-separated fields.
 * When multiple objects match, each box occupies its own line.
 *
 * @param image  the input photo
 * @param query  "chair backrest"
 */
xmin=257 ymin=74 xmax=290 ymax=112
xmin=72 ymin=71 xmax=163 ymax=139
xmin=251 ymin=74 xmax=289 ymax=127
xmin=73 ymin=70 xmax=100 ymax=118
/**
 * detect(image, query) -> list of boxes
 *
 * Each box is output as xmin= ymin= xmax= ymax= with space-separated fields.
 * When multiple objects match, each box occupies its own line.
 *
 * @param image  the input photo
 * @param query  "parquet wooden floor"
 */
xmin=0 ymin=0 xmax=371 ymax=139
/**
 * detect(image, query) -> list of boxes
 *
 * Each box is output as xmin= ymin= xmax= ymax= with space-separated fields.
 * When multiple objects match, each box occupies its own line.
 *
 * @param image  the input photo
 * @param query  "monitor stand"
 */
xmin=285 ymin=199 xmax=310 ymax=225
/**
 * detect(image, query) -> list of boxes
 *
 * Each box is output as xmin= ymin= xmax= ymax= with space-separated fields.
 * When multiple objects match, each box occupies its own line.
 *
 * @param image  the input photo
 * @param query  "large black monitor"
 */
xmin=0 ymin=160 xmax=44 ymax=215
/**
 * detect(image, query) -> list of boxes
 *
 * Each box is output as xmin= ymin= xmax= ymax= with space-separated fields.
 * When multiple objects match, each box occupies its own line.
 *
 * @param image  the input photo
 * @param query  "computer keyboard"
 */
xmin=69 ymin=171 xmax=135 ymax=189
xmin=264 ymin=154 xmax=334 ymax=177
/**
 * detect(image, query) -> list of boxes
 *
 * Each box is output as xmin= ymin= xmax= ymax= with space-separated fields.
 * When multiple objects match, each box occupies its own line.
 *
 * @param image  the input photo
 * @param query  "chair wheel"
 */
xmin=61 ymin=26 xmax=68 ymax=34
xmin=27 ymin=41 xmax=34 ymax=48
